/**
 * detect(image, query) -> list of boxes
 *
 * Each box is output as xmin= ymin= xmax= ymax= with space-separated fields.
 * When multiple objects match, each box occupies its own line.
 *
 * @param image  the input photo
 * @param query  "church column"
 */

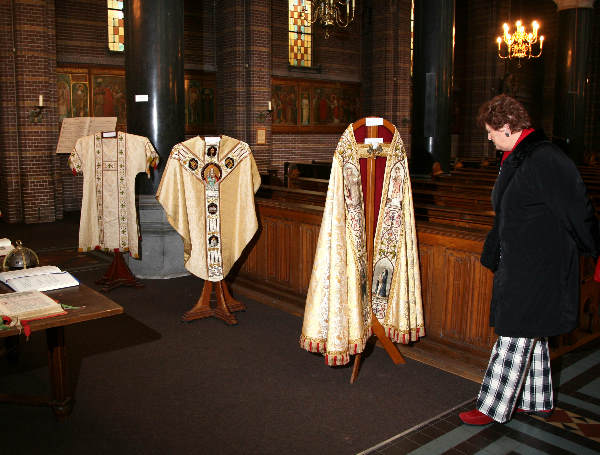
xmin=411 ymin=0 xmax=455 ymax=175
xmin=0 ymin=0 xmax=59 ymax=223
xmin=247 ymin=0 xmax=272 ymax=173
xmin=362 ymin=0 xmax=412 ymax=145
xmin=125 ymin=0 xmax=185 ymax=191
xmin=216 ymin=1 xmax=248 ymax=141
xmin=552 ymin=0 xmax=594 ymax=163
xmin=124 ymin=0 xmax=188 ymax=278
xmin=215 ymin=1 xmax=271 ymax=172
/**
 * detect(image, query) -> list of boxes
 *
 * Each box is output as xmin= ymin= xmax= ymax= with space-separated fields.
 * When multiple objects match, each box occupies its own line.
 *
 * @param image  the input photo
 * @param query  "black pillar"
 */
xmin=553 ymin=6 xmax=592 ymax=163
xmin=125 ymin=0 xmax=185 ymax=193
xmin=411 ymin=0 xmax=454 ymax=174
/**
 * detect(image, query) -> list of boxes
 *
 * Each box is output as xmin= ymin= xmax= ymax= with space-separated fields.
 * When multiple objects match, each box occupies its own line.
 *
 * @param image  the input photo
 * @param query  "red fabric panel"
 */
xmin=353 ymin=123 xmax=391 ymax=234
xmin=359 ymin=156 xmax=387 ymax=234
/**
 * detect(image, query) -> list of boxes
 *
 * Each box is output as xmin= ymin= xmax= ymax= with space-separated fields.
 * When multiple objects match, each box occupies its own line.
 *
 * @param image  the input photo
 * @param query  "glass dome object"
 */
xmin=2 ymin=240 xmax=40 ymax=271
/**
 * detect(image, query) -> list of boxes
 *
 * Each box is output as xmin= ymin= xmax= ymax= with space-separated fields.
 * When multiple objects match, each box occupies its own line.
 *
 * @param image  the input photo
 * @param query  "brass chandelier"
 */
xmin=305 ymin=0 xmax=356 ymax=39
xmin=497 ymin=19 xmax=544 ymax=60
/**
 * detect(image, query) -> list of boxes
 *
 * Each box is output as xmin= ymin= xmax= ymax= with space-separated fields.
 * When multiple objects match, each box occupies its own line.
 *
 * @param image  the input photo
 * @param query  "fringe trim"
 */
xmin=299 ymin=327 xmax=373 ymax=367
xmin=384 ymin=325 xmax=426 ymax=344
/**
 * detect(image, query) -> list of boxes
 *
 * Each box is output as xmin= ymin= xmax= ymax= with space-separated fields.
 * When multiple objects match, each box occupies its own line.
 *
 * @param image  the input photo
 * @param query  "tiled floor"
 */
xmin=359 ymin=338 xmax=600 ymax=454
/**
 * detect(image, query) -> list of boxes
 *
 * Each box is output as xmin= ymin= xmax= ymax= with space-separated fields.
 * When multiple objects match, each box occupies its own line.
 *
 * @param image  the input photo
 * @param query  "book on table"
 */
xmin=0 ymin=266 xmax=79 ymax=292
xmin=0 ymin=290 xmax=67 ymax=321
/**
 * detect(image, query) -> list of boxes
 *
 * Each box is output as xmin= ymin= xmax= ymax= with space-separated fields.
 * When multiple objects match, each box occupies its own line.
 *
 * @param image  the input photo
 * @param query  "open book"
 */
xmin=0 ymin=290 xmax=67 ymax=321
xmin=0 ymin=266 xmax=79 ymax=292
xmin=55 ymin=116 xmax=117 ymax=154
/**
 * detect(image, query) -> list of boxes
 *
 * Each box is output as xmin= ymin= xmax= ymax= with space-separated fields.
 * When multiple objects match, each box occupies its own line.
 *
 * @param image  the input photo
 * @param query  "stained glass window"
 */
xmin=289 ymin=0 xmax=312 ymax=67
xmin=107 ymin=0 xmax=124 ymax=52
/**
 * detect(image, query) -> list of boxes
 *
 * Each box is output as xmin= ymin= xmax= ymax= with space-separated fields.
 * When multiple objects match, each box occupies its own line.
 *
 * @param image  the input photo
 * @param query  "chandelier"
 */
xmin=497 ymin=20 xmax=544 ymax=60
xmin=305 ymin=0 xmax=356 ymax=39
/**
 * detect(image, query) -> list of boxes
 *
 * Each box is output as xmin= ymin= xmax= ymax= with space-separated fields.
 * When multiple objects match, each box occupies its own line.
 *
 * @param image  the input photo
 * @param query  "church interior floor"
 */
xmin=360 ymin=337 xmax=600 ymax=454
xmin=1 ymin=213 xmax=600 ymax=454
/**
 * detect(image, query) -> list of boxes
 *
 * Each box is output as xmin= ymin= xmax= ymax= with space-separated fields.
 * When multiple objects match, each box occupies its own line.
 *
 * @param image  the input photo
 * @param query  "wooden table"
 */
xmin=0 ymin=284 xmax=124 ymax=418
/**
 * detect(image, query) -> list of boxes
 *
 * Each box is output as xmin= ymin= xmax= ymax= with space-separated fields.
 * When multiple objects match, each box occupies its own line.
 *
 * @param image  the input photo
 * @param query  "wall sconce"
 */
xmin=257 ymin=101 xmax=273 ymax=123
xmin=29 ymin=95 xmax=45 ymax=123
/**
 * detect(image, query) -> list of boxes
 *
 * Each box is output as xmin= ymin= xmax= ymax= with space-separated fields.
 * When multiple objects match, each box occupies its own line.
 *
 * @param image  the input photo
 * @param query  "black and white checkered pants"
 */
xmin=476 ymin=336 xmax=553 ymax=423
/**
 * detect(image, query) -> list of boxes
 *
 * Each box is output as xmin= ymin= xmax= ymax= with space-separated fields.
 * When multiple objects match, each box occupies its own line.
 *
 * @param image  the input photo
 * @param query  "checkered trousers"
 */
xmin=476 ymin=336 xmax=553 ymax=423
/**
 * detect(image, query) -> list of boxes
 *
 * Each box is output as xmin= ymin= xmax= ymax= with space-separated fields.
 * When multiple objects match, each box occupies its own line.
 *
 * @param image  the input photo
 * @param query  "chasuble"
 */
xmin=69 ymin=132 xmax=159 ymax=258
xmin=156 ymin=136 xmax=261 ymax=281
xmin=300 ymin=123 xmax=425 ymax=366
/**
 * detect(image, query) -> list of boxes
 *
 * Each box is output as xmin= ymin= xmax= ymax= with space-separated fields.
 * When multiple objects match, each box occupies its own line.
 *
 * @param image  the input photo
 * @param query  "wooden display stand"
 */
xmin=350 ymin=117 xmax=406 ymax=384
xmin=182 ymin=280 xmax=245 ymax=325
xmin=96 ymin=250 xmax=144 ymax=293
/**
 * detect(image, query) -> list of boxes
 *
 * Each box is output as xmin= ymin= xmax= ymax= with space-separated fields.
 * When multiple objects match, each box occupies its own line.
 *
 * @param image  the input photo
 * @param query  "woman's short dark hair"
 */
xmin=477 ymin=94 xmax=531 ymax=132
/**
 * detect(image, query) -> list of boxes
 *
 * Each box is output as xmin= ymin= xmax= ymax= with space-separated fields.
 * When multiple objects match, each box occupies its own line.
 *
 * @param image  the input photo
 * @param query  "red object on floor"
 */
xmin=459 ymin=409 xmax=494 ymax=425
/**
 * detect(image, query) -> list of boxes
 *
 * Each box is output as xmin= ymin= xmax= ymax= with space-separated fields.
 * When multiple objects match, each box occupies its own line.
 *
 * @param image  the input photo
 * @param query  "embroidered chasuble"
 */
xmin=156 ymin=136 xmax=261 ymax=281
xmin=68 ymin=132 xmax=159 ymax=259
xmin=300 ymin=123 xmax=425 ymax=366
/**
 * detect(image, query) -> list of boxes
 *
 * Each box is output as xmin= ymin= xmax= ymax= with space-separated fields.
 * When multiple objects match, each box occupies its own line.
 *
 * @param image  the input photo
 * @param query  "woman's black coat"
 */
xmin=481 ymin=130 xmax=599 ymax=337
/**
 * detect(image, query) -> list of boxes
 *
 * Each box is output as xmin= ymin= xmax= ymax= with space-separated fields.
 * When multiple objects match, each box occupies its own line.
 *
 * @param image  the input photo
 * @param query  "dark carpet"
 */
xmin=0 ymin=221 xmax=480 ymax=454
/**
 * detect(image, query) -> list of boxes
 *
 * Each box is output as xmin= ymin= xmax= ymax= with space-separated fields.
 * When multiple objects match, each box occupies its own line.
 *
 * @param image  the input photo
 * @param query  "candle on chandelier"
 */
xmin=39 ymin=95 xmax=44 ymax=106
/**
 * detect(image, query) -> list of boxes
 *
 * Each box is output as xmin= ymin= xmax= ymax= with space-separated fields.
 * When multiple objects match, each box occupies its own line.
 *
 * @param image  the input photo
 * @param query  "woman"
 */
xmin=459 ymin=94 xmax=599 ymax=425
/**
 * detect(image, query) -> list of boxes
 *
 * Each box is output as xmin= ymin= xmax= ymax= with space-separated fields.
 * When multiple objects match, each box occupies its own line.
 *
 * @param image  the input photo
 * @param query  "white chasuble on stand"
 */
xmin=68 ymin=132 xmax=159 ymax=259
xmin=300 ymin=123 xmax=425 ymax=366
xmin=156 ymin=136 xmax=261 ymax=281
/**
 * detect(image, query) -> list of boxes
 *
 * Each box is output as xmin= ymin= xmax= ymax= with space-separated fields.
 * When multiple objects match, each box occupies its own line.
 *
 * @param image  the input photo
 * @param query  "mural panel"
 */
xmin=272 ymin=77 xmax=361 ymax=133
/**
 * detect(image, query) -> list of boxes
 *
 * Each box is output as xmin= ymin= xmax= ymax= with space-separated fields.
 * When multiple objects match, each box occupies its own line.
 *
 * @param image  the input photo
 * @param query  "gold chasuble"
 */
xmin=68 ymin=132 xmax=159 ymax=258
xmin=156 ymin=136 xmax=261 ymax=281
xmin=300 ymin=123 xmax=424 ymax=366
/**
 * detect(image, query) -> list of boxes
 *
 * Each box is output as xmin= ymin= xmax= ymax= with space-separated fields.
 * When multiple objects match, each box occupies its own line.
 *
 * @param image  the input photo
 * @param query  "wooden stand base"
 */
xmin=96 ymin=251 xmax=144 ymax=293
xmin=182 ymin=280 xmax=245 ymax=325
xmin=350 ymin=315 xmax=406 ymax=384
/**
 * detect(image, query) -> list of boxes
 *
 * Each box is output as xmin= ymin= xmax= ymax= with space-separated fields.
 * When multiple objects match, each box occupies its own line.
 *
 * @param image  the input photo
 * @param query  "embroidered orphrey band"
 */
xmin=172 ymin=139 xmax=250 ymax=281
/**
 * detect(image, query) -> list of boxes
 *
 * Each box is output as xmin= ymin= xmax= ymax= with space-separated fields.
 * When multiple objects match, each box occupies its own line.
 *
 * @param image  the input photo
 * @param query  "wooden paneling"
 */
xmin=233 ymin=197 xmax=497 ymax=360
xmin=234 ymin=200 xmax=322 ymax=309
xmin=232 ymin=195 xmax=600 ymax=366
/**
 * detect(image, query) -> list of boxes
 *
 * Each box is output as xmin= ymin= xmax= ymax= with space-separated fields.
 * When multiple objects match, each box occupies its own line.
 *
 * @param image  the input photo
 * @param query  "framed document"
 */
xmin=256 ymin=127 xmax=266 ymax=145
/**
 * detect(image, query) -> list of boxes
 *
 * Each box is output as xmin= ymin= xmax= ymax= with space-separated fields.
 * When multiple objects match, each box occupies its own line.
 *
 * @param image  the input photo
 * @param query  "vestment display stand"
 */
xmin=182 ymin=280 xmax=245 ymax=325
xmin=96 ymin=249 xmax=144 ymax=292
xmin=350 ymin=117 xmax=406 ymax=384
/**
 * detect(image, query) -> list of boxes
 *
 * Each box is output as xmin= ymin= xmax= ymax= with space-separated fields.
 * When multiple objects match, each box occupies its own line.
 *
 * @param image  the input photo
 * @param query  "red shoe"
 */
xmin=459 ymin=409 xmax=494 ymax=425
xmin=516 ymin=408 xmax=553 ymax=418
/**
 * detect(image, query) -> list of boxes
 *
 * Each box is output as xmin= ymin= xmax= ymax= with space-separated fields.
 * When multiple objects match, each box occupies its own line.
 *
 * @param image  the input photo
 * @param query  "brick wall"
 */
xmin=55 ymin=0 xmax=124 ymax=66
xmin=0 ymin=0 xmax=60 ymax=223
xmin=362 ymin=0 xmax=413 ymax=156
xmin=185 ymin=1 xmax=217 ymax=71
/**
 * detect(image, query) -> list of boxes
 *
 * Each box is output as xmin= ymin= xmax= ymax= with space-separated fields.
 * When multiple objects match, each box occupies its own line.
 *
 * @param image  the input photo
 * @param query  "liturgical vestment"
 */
xmin=300 ymin=123 xmax=425 ymax=366
xmin=156 ymin=136 xmax=261 ymax=281
xmin=69 ymin=132 xmax=159 ymax=258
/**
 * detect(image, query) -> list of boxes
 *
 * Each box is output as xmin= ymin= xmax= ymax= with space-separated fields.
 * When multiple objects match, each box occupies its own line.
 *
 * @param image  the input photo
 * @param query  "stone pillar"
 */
xmin=411 ymin=0 xmax=455 ymax=175
xmin=553 ymin=0 xmax=594 ymax=163
xmin=124 ymin=0 xmax=188 ymax=278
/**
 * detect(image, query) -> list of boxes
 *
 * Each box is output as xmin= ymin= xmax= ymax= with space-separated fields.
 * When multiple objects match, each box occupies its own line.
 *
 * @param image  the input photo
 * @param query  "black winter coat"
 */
xmin=481 ymin=130 xmax=599 ymax=337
